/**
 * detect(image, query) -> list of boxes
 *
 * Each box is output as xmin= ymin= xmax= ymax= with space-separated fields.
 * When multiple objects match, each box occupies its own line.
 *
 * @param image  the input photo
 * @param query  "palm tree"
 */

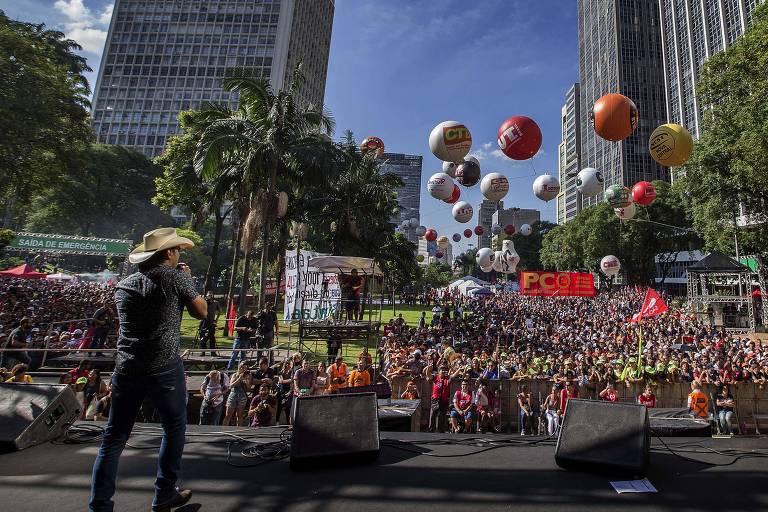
xmin=195 ymin=66 xmax=335 ymax=311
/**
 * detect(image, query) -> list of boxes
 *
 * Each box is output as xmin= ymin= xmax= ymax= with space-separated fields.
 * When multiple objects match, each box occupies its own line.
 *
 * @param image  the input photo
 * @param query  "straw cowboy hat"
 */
xmin=129 ymin=227 xmax=194 ymax=264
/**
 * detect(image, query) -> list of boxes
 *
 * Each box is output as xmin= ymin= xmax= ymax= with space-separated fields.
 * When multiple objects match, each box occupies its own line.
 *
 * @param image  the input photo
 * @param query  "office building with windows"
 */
xmin=380 ymin=153 xmax=423 ymax=244
xmin=578 ymin=0 xmax=669 ymax=209
xmin=476 ymin=200 xmax=502 ymax=249
xmin=91 ymin=0 xmax=335 ymax=158
xmin=658 ymin=0 xmax=762 ymax=141
xmin=491 ymin=208 xmax=541 ymax=248
xmin=556 ymin=83 xmax=583 ymax=225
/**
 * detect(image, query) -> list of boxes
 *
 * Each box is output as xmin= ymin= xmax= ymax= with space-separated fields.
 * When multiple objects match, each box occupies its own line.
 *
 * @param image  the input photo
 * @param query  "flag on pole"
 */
xmin=226 ymin=300 xmax=236 ymax=337
xmin=631 ymin=288 xmax=669 ymax=323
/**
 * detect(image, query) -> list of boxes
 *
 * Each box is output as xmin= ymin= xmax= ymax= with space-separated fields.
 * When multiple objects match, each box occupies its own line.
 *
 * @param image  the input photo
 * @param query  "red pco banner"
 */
xmin=518 ymin=271 xmax=595 ymax=297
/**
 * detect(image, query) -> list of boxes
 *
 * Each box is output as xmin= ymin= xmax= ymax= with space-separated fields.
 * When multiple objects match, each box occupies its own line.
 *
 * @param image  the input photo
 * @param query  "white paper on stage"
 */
xmin=610 ymin=478 xmax=658 ymax=494
xmin=283 ymin=249 xmax=341 ymax=323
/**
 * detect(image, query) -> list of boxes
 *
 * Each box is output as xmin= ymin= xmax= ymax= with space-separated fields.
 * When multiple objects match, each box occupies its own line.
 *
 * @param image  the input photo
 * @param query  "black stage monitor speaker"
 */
xmin=555 ymin=399 xmax=650 ymax=476
xmin=290 ymin=392 xmax=380 ymax=469
xmin=0 ymin=383 xmax=82 ymax=453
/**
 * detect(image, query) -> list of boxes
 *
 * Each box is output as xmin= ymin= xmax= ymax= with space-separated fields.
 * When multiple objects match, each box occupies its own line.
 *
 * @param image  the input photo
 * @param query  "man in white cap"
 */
xmin=90 ymin=228 xmax=208 ymax=512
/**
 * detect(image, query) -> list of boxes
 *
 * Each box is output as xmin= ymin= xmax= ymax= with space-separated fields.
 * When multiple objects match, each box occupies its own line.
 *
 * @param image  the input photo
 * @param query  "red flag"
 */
xmin=226 ymin=300 xmax=236 ymax=336
xmin=631 ymin=288 xmax=669 ymax=323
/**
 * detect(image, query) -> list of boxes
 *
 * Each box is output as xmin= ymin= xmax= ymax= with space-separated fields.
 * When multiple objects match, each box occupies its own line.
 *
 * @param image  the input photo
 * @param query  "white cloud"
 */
xmin=53 ymin=0 xmax=113 ymax=55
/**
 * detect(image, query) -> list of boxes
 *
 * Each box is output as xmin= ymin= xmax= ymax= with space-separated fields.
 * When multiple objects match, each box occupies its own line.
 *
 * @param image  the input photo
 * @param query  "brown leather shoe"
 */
xmin=151 ymin=489 xmax=192 ymax=512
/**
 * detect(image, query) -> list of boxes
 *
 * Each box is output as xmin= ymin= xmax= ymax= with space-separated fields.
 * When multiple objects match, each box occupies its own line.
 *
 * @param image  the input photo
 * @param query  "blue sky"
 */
xmin=2 ymin=1 xmax=579 ymax=253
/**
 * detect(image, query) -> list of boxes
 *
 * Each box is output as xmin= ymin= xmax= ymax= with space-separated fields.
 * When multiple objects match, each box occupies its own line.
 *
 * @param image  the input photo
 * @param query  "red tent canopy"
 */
xmin=0 ymin=263 xmax=47 ymax=279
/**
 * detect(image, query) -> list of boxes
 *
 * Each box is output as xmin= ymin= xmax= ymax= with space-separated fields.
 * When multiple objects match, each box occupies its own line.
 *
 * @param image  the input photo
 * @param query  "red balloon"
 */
xmin=474 ymin=226 xmax=484 ymax=236
xmin=463 ymin=229 xmax=473 ymax=238
xmin=632 ymin=181 xmax=657 ymax=206
xmin=424 ymin=229 xmax=438 ymax=242
xmin=504 ymin=224 xmax=516 ymax=236
xmin=435 ymin=250 xmax=444 ymax=258
xmin=497 ymin=116 xmax=542 ymax=160
xmin=443 ymin=184 xmax=461 ymax=204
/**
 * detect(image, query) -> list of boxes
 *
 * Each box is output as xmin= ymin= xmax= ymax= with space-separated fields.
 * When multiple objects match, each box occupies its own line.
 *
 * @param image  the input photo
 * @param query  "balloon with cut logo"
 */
xmin=415 ymin=226 xmax=427 ymax=237
xmin=360 ymin=136 xmax=385 ymax=158
xmin=519 ymin=224 xmax=532 ymax=236
xmin=455 ymin=160 xmax=481 ymax=187
xmin=497 ymin=115 xmax=542 ymax=160
xmin=476 ymin=248 xmax=495 ymax=268
xmin=604 ymin=185 xmax=631 ymax=208
xmin=480 ymin=172 xmax=509 ymax=202
xmin=532 ymin=174 xmax=561 ymax=202
xmin=424 ymin=229 xmax=438 ymax=242
xmin=631 ymin=181 xmax=657 ymax=206
xmin=463 ymin=228 xmax=473 ymax=238
xmin=427 ymin=172 xmax=454 ymax=201
xmin=452 ymin=233 xmax=461 ymax=242
xmin=429 ymin=121 xmax=472 ymax=162
xmin=600 ymin=255 xmax=621 ymax=277
xmin=444 ymin=184 xmax=461 ymax=204
xmin=452 ymin=201 xmax=474 ymax=223
xmin=614 ymin=202 xmax=636 ymax=220
xmin=474 ymin=225 xmax=485 ymax=236
xmin=504 ymin=224 xmax=516 ymax=236
xmin=591 ymin=93 xmax=639 ymax=142
xmin=649 ymin=123 xmax=693 ymax=167
xmin=576 ymin=167 xmax=604 ymax=196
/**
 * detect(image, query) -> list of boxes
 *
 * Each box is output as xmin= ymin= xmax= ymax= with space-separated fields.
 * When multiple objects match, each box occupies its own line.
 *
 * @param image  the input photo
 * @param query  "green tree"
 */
xmin=196 ymin=66 xmax=335 ymax=312
xmin=681 ymin=4 xmax=768 ymax=258
xmin=419 ymin=263 xmax=453 ymax=289
xmin=25 ymin=144 xmax=171 ymax=242
xmin=0 ymin=11 xmax=92 ymax=227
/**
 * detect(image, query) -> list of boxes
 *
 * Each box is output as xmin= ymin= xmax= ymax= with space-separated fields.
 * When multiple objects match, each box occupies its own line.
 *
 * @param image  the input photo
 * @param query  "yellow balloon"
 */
xmin=649 ymin=123 xmax=693 ymax=167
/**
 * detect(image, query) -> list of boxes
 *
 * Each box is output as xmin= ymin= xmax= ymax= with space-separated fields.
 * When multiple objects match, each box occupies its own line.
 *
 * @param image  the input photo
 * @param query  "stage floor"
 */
xmin=1 ymin=425 xmax=768 ymax=512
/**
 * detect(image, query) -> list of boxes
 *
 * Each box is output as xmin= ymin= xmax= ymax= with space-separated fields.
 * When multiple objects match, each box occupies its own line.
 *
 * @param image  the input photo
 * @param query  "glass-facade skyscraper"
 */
xmin=556 ymin=83 xmax=582 ymax=224
xmin=91 ymin=0 xmax=335 ymax=158
xmin=578 ymin=0 xmax=669 ymax=209
xmin=380 ymin=153 xmax=423 ymax=244
xmin=658 ymin=0 xmax=762 ymax=141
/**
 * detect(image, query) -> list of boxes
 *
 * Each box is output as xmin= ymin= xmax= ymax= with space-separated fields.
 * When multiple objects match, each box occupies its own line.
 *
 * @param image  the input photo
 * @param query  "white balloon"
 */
xmin=600 ymin=255 xmax=621 ymax=277
xmin=532 ymin=174 xmax=560 ymax=202
xmin=400 ymin=220 xmax=410 ymax=230
xmin=427 ymin=172 xmax=454 ymax=200
xmin=408 ymin=217 xmax=419 ymax=229
xmin=429 ymin=121 xmax=472 ymax=162
xmin=442 ymin=161 xmax=457 ymax=178
xmin=480 ymin=264 xmax=494 ymax=273
xmin=492 ymin=251 xmax=504 ymax=272
xmin=576 ymin=167 xmax=604 ymax=197
xmin=452 ymin=201 xmax=474 ymax=223
xmin=415 ymin=226 xmax=427 ymax=237
xmin=520 ymin=224 xmax=533 ymax=236
xmin=501 ymin=239 xmax=520 ymax=274
xmin=614 ymin=202 xmax=636 ymax=220
xmin=491 ymin=224 xmax=502 ymax=235
xmin=437 ymin=236 xmax=450 ymax=249
xmin=480 ymin=172 xmax=509 ymax=202
xmin=476 ymin=247 xmax=495 ymax=268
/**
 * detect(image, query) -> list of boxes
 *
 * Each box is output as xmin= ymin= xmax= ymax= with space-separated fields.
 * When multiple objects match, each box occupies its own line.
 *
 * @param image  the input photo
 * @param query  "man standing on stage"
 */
xmin=340 ymin=269 xmax=363 ymax=323
xmin=90 ymin=228 xmax=207 ymax=512
xmin=198 ymin=292 xmax=219 ymax=357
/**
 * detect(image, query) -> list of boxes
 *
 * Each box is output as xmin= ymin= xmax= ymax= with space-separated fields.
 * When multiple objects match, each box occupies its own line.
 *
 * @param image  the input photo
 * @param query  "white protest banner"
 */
xmin=283 ymin=249 xmax=341 ymax=323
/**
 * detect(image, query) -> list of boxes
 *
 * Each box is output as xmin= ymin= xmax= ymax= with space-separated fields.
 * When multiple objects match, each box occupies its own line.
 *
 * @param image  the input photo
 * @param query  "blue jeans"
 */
xmin=227 ymin=338 xmax=249 ymax=370
xmin=718 ymin=410 xmax=734 ymax=434
xmin=90 ymin=356 xmax=187 ymax=512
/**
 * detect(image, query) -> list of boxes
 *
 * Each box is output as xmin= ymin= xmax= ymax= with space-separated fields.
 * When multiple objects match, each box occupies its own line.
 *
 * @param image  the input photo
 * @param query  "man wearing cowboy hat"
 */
xmin=90 ymin=228 xmax=208 ymax=512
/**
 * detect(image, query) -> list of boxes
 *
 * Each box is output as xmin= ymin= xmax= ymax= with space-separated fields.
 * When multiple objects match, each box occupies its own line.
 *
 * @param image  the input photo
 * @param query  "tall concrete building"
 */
xmin=556 ymin=83 xmax=583 ymax=225
xmin=380 ymin=153 xmax=423 ymax=244
xmin=577 ymin=0 xmax=669 ymax=209
xmin=491 ymin=208 xmax=541 ymax=248
xmin=658 ymin=0 xmax=763 ymax=141
xmin=91 ymin=0 xmax=335 ymax=158
xmin=476 ymin=200 xmax=502 ymax=249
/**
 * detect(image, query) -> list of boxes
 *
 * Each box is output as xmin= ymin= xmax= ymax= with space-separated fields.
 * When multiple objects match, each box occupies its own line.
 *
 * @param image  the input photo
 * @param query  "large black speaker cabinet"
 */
xmin=290 ymin=392 xmax=380 ymax=469
xmin=0 ymin=383 xmax=82 ymax=452
xmin=555 ymin=399 xmax=650 ymax=476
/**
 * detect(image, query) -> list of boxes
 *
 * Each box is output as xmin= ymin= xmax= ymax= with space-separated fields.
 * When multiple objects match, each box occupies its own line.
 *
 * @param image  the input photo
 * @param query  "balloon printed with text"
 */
xmin=452 ymin=201 xmax=474 ymax=223
xmin=480 ymin=172 xmax=510 ymax=202
xmin=497 ymin=115 xmax=542 ymax=160
xmin=429 ymin=121 xmax=472 ymax=162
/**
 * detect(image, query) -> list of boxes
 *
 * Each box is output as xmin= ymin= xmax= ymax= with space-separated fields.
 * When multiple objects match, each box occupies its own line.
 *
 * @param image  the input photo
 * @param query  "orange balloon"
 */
xmin=591 ymin=93 xmax=639 ymax=142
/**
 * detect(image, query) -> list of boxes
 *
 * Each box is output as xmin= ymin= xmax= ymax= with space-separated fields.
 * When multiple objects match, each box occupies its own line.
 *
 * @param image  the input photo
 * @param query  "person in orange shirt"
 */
xmin=348 ymin=360 xmax=371 ymax=387
xmin=687 ymin=381 xmax=710 ymax=419
xmin=401 ymin=381 xmax=420 ymax=400
xmin=327 ymin=356 xmax=348 ymax=393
